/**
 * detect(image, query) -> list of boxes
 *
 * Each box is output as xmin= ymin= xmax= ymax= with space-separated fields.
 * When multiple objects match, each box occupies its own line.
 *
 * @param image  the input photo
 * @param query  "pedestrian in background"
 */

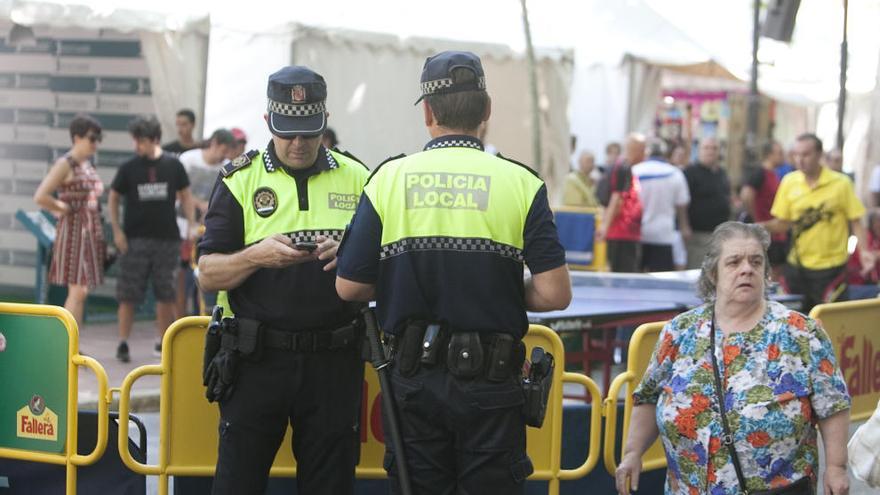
xmin=34 ymin=114 xmax=107 ymax=329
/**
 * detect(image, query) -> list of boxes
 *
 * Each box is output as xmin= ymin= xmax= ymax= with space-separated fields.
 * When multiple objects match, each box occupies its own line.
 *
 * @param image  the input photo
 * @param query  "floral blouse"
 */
xmin=633 ymin=301 xmax=850 ymax=494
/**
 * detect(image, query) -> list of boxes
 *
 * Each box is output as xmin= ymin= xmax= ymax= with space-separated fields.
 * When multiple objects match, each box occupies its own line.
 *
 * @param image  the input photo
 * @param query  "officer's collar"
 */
xmin=423 ymin=134 xmax=484 ymax=152
xmin=263 ymin=141 xmax=339 ymax=175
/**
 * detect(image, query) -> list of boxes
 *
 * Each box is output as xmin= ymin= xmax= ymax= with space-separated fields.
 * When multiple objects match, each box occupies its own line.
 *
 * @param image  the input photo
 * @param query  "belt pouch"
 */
xmin=397 ymin=322 xmax=426 ymax=377
xmin=486 ymin=334 xmax=515 ymax=382
xmin=236 ymin=319 xmax=263 ymax=361
xmin=447 ymin=332 xmax=484 ymax=378
xmin=420 ymin=324 xmax=444 ymax=366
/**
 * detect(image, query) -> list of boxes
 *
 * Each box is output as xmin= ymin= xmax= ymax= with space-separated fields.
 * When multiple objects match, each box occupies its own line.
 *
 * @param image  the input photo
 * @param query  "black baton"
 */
xmin=361 ymin=307 xmax=413 ymax=495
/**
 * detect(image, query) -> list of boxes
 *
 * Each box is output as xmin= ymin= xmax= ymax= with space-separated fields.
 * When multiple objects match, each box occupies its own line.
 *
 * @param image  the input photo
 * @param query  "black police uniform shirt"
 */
xmin=336 ymin=135 xmax=566 ymax=338
xmin=198 ymin=142 xmax=360 ymax=331
xmin=110 ymin=152 xmax=190 ymax=239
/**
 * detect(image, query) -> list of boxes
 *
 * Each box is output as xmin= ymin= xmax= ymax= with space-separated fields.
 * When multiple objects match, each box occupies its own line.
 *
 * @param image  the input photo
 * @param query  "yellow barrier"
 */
xmin=811 ymin=299 xmax=880 ymax=421
xmin=553 ymin=206 xmax=607 ymax=271
xmin=526 ymin=325 xmax=603 ymax=493
xmin=0 ymin=302 xmax=110 ymax=494
xmin=600 ymin=299 xmax=880 ymax=475
xmin=116 ymin=320 xmax=600 ymax=494
xmin=602 ymin=321 xmax=667 ymax=474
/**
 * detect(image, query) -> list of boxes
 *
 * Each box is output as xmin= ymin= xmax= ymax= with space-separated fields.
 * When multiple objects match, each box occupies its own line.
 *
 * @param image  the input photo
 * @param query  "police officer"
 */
xmin=198 ymin=66 xmax=369 ymax=495
xmin=335 ymin=51 xmax=572 ymax=494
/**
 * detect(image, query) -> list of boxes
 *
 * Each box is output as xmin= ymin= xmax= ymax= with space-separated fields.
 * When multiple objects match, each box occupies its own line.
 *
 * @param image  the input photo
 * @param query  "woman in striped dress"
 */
xmin=34 ymin=114 xmax=106 ymax=328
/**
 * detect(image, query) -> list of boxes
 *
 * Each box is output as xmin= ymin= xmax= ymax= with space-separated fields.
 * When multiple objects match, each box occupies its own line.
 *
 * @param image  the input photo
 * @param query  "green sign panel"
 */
xmin=0 ymin=313 xmax=69 ymax=454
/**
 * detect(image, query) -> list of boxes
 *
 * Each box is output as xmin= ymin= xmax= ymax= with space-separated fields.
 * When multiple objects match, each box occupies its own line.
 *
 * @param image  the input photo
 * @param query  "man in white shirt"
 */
xmin=178 ymin=129 xmax=235 ymax=216
xmin=176 ymin=128 xmax=234 ymax=316
xmin=632 ymin=138 xmax=691 ymax=272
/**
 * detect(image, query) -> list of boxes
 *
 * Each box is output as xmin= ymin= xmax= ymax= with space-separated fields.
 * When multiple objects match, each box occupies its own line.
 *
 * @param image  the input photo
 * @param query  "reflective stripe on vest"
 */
xmin=223 ymin=149 xmax=369 ymax=246
xmin=364 ymin=148 xmax=543 ymax=260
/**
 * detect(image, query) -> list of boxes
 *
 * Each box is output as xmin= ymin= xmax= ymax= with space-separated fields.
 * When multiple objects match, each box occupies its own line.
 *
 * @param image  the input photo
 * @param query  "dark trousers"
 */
xmin=606 ymin=239 xmax=641 ymax=273
xmin=640 ymin=243 xmax=674 ymax=272
xmin=783 ymin=263 xmax=848 ymax=314
xmin=212 ymin=346 xmax=364 ymax=495
xmin=383 ymin=366 xmax=532 ymax=495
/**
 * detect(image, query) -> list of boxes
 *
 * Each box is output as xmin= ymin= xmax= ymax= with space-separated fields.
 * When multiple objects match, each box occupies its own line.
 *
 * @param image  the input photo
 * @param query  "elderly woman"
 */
xmin=616 ymin=221 xmax=851 ymax=495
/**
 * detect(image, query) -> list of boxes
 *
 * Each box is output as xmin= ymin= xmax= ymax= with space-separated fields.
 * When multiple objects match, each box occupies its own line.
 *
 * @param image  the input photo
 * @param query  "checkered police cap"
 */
xmin=415 ymin=51 xmax=487 ymax=104
xmin=266 ymin=100 xmax=326 ymax=117
xmin=265 ymin=65 xmax=328 ymax=137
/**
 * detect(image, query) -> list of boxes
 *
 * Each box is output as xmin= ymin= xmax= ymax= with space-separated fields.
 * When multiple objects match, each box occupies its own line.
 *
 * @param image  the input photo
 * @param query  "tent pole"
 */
xmin=520 ymin=0 xmax=542 ymax=172
xmin=836 ymin=0 xmax=848 ymax=151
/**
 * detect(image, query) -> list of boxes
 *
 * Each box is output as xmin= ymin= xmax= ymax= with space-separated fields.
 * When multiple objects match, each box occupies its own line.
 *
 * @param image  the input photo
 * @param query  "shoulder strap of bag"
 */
xmin=710 ymin=312 xmax=751 ymax=494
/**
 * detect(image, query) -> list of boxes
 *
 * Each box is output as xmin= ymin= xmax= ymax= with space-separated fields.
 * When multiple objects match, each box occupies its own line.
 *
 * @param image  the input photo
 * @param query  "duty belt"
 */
xmin=388 ymin=321 xmax=525 ymax=381
xmin=230 ymin=318 xmax=361 ymax=353
xmin=264 ymin=324 xmax=359 ymax=352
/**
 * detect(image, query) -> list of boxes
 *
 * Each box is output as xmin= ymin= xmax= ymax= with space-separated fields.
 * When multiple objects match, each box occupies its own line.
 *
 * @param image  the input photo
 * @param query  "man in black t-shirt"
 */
xmin=108 ymin=116 xmax=195 ymax=362
xmin=684 ymin=137 xmax=731 ymax=268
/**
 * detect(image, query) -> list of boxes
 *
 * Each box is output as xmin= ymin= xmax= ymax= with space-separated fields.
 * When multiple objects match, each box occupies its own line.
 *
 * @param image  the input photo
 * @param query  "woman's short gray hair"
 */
xmin=697 ymin=221 xmax=772 ymax=301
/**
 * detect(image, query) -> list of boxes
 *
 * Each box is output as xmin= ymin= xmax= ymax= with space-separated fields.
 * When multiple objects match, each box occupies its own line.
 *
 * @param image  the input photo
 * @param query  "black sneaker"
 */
xmin=116 ymin=341 xmax=130 ymax=363
xmin=153 ymin=341 xmax=162 ymax=357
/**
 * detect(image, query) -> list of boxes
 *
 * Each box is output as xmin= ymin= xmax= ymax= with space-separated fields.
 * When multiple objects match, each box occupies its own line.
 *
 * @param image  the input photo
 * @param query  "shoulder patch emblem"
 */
xmin=221 ymin=149 xmax=259 ymax=177
xmin=253 ymin=187 xmax=277 ymax=217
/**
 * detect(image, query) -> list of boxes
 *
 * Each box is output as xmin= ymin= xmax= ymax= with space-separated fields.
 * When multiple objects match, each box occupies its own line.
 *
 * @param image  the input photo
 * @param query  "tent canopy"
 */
xmin=4 ymin=0 xmax=878 ymax=172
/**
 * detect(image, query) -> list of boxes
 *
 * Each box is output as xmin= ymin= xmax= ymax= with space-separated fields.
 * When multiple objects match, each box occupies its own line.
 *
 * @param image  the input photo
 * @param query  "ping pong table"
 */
xmin=528 ymin=270 xmax=801 ymax=395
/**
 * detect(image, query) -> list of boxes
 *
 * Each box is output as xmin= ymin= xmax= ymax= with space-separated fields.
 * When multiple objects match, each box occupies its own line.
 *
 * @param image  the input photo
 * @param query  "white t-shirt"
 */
xmin=869 ymin=165 xmax=880 ymax=193
xmin=632 ymin=159 xmax=690 ymax=245
xmin=177 ymin=149 xmax=227 ymax=238
xmin=178 ymin=148 xmax=225 ymax=203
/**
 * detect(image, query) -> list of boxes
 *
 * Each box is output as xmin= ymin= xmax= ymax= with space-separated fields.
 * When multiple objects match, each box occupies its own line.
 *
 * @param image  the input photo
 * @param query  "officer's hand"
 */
xmin=249 ymin=234 xmax=315 ymax=268
xmin=315 ymin=235 xmax=339 ymax=272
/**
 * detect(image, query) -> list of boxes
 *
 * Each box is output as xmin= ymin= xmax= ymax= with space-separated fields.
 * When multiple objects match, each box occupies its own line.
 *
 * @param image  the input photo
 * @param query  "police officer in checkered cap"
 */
xmin=265 ymin=66 xmax=328 ymax=137
xmin=197 ymin=65 xmax=370 ymax=495
xmin=337 ymin=51 xmax=571 ymax=494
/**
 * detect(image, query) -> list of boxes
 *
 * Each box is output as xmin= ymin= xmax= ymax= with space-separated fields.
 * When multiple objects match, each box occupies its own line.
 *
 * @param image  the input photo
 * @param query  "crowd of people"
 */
xmin=27 ymin=50 xmax=880 ymax=495
xmin=562 ymin=131 xmax=879 ymax=313
xmin=33 ymin=107 xmax=339 ymax=362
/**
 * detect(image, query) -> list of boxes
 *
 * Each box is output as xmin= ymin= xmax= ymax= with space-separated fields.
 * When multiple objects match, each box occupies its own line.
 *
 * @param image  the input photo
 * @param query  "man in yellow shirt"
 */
xmin=765 ymin=133 xmax=873 ymax=312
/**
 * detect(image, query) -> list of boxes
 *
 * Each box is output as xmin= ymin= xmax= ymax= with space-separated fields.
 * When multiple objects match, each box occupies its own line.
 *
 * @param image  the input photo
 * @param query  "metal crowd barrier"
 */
xmin=0 ymin=302 xmax=109 ymax=494
xmin=810 ymin=298 xmax=880 ymax=421
xmin=10 ymin=296 xmax=875 ymax=494
xmin=602 ymin=322 xmax=667 ymax=473
xmin=114 ymin=319 xmax=601 ymax=495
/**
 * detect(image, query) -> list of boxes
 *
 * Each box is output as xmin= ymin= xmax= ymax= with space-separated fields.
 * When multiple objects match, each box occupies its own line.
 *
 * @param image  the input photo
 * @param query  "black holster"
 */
xmin=522 ymin=347 xmax=554 ymax=428
xmin=202 ymin=306 xmax=224 ymax=381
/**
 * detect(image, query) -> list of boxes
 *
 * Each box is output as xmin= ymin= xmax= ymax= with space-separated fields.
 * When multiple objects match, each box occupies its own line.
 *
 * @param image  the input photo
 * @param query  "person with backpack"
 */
xmin=597 ymin=133 xmax=644 ymax=272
